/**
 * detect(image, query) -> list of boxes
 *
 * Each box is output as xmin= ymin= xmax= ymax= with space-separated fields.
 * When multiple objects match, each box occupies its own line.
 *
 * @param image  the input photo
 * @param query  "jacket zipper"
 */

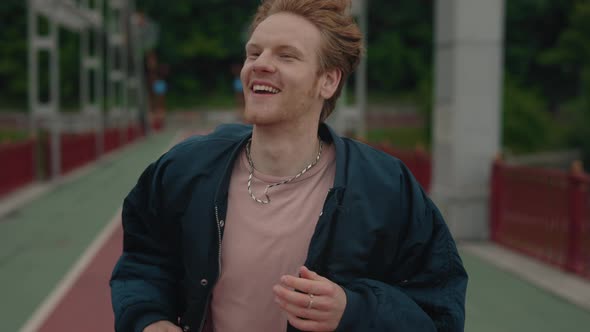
xmin=214 ymin=205 xmax=223 ymax=281
xmin=304 ymin=188 xmax=336 ymax=275
xmin=197 ymin=205 xmax=223 ymax=332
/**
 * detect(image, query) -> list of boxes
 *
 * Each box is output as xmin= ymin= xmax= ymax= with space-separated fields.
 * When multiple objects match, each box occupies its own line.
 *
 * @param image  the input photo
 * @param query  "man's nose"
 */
xmin=252 ymin=52 xmax=276 ymax=73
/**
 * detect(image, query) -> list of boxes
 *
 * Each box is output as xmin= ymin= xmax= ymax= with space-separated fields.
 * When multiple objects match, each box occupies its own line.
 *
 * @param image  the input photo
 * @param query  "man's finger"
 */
xmin=273 ymin=284 xmax=331 ymax=311
xmin=299 ymin=266 xmax=325 ymax=282
xmin=280 ymin=275 xmax=334 ymax=296
xmin=274 ymin=296 xmax=331 ymax=321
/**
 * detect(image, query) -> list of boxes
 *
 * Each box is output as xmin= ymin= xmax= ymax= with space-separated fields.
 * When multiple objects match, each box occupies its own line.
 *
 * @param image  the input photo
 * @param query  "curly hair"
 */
xmin=250 ymin=0 xmax=364 ymax=121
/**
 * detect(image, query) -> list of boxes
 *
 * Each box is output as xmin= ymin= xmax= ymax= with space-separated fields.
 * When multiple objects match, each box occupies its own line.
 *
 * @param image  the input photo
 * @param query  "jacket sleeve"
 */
xmin=110 ymin=160 xmax=184 ymax=332
xmin=336 ymin=165 xmax=468 ymax=332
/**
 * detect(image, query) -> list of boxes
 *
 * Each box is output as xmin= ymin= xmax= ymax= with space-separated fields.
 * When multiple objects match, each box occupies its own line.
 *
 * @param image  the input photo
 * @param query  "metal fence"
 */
xmin=490 ymin=159 xmax=590 ymax=280
xmin=0 ymin=120 xmax=162 ymax=197
xmin=0 ymin=139 xmax=36 ymax=197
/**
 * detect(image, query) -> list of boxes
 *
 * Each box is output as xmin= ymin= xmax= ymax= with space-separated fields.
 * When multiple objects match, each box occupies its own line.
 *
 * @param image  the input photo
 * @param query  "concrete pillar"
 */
xmin=431 ymin=0 xmax=505 ymax=239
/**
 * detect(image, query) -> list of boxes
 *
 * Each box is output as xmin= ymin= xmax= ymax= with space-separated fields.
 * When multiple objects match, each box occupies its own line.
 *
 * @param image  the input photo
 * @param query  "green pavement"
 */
xmin=1 ymin=127 xmax=590 ymax=331
xmin=0 ymin=131 xmax=176 ymax=332
xmin=462 ymin=250 xmax=590 ymax=331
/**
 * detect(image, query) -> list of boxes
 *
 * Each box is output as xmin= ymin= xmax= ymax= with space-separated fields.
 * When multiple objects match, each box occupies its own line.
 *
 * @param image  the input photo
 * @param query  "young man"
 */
xmin=110 ymin=1 xmax=467 ymax=331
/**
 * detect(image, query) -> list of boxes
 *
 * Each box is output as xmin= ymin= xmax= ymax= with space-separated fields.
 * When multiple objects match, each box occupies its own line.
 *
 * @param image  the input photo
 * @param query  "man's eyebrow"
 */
xmin=245 ymin=43 xmax=304 ymax=57
xmin=276 ymin=45 xmax=304 ymax=57
xmin=245 ymin=43 xmax=261 ymax=50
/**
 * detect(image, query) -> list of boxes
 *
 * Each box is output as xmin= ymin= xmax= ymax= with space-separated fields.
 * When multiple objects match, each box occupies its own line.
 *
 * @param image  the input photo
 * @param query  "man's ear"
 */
xmin=319 ymin=69 xmax=342 ymax=99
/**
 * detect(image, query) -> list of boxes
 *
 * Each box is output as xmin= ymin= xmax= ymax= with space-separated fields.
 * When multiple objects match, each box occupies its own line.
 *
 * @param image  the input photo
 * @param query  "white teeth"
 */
xmin=253 ymin=84 xmax=280 ymax=94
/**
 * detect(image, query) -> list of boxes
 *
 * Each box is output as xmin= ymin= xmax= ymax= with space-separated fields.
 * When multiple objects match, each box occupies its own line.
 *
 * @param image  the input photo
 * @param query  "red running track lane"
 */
xmin=38 ymin=222 xmax=123 ymax=332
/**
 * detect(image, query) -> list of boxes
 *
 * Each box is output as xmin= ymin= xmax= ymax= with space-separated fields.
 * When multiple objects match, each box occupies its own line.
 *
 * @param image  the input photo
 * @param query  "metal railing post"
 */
xmin=566 ymin=161 xmax=585 ymax=274
xmin=490 ymin=155 xmax=503 ymax=242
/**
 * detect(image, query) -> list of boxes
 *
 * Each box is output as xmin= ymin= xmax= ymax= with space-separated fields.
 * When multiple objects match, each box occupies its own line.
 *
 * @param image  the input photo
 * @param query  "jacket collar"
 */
xmin=319 ymin=123 xmax=347 ymax=189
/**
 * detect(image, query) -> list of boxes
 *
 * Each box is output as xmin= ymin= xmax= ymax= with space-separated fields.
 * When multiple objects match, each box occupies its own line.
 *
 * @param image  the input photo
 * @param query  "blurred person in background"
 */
xmin=110 ymin=0 xmax=467 ymax=331
xmin=232 ymin=63 xmax=245 ymax=120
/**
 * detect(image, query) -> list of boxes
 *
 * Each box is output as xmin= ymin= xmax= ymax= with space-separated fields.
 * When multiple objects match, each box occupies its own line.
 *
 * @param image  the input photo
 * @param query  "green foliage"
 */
xmin=416 ymin=76 xmax=433 ymax=145
xmin=502 ymin=77 xmax=568 ymax=154
xmin=538 ymin=1 xmax=590 ymax=168
xmin=505 ymin=0 xmax=575 ymax=106
xmin=136 ymin=1 xmax=259 ymax=101
xmin=59 ymin=30 xmax=81 ymax=109
xmin=0 ymin=3 xmax=82 ymax=110
xmin=563 ymin=100 xmax=590 ymax=170
xmin=366 ymin=0 xmax=433 ymax=94
xmin=562 ymin=69 xmax=590 ymax=169
xmin=0 ymin=0 xmax=588 ymax=165
xmin=0 ymin=2 xmax=27 ymax=109
xmin=0 ymin=128 xmax=29 ymax=143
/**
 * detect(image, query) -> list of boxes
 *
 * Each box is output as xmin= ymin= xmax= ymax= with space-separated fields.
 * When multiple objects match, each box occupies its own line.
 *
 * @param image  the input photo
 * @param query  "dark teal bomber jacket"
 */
xmin=110 ymin=123 xmax=467 ymax=332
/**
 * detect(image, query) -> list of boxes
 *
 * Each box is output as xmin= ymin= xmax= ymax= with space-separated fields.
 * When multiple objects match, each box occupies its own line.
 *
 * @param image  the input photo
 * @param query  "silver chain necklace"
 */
xmin=246 ymin=138 xmax=323 ymax=204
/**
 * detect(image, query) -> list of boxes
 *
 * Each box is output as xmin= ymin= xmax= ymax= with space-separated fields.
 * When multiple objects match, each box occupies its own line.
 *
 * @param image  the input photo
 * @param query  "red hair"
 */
xmin=250 ymin=0 xmax=364 ymax=121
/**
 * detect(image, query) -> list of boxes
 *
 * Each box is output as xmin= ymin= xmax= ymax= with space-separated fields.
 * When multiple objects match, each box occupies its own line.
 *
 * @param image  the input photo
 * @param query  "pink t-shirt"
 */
xmin=209 ymin=142 xmax=336 ymax=332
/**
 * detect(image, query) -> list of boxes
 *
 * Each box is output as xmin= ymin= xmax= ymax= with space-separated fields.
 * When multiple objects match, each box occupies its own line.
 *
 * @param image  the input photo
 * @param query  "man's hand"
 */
xmin=273 ymin=266 xmax=347 ymax=332
xmin=143 ymin=320 xmax=182 ymax=332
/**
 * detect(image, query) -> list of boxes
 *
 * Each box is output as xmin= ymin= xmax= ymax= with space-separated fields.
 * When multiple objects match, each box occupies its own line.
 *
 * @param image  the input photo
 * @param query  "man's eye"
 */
xmin=280 ymin=54 xmax=295 ymax=59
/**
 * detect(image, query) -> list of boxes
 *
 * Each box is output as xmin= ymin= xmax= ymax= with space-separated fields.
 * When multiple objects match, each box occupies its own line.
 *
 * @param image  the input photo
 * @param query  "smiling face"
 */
xmin=241 ymin=12 xmax=339 ymax=127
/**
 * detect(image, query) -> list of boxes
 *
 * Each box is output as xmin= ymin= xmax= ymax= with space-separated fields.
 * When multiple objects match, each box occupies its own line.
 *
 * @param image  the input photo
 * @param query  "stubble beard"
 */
xmin=244 ymin=76 xmax=322 ymax=126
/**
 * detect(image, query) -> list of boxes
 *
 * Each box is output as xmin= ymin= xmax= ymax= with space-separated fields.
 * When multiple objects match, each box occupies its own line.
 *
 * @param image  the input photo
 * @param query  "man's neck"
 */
xmin=249 ymin=122 xmax=321 ymax=177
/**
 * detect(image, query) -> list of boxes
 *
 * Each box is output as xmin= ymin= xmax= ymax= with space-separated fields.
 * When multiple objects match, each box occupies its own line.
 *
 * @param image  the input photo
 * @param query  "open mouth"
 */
xmin=252 ymin=84 xmax=281 ymax=95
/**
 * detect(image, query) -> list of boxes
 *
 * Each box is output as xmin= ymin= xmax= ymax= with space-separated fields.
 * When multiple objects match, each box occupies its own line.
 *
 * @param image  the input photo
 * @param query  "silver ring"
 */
xmin=307 ymin=294 xmax=314 ymax=309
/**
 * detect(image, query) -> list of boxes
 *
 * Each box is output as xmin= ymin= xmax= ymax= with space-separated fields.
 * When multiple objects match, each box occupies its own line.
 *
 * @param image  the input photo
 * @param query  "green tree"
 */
xmin=0 ymin=3 xmax=88 ymax=111
xmin=505 ymin=0 xmax=575 ymax=108
xmin=136 ymin=1 xmax=259 ymax=106
xmin=0 ymin=2 xmax=27 ymax=109
xmin=366 ymin=0 xmax=433 ymax=95
xmin=502 ymin=77 xmax=562 ymax=154
xmin=539 ymin=1 xmax=590 ymax=168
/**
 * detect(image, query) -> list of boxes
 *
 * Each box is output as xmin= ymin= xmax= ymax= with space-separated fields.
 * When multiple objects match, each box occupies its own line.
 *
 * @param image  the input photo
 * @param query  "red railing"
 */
xmin=151 ymin=116 xmax=164 ymax=132
xmin=126 ymin=124 xmax=142 ymax=142
xmin=43 ymin=124 xmax=146 ymax=176
xmin=491 ymin=159 xmax=590 ymax=279
xmin=104 ymin=124 xmax=147 ymax=152
xmin=1 ymin=122 xmax=153 ymax=196
xmin=60 ymin=132 xmax=97 ymax=174
xmin=372 ymin=143 xmax=432 ymax=191
xmin=43 ymin=132 xmax=97 ymax=176
xmin=585 ymin=179 xmax=590 ymax=278
xmin=569 ymin=165 xmax=590 ymax=279
xmin=0 ymin=139 xmax=36 ymax=197
xmin=103 ymin=128 xmax=122 ymax=153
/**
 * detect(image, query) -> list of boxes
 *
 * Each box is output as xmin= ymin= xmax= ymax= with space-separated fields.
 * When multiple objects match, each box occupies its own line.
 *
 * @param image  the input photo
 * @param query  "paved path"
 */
xmin=0 ymin=130 xmax=176 ymax=331
xmin=462 ymin=248 xmax=590 ymax=331
xmin=1 ymin=123 xmax=590 ymax=331
xmin=37 ymin=216 xmax=123 ymax=332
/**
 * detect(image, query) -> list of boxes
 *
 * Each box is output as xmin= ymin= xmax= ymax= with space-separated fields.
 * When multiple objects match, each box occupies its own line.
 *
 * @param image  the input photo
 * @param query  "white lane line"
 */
xmin=18 ymin=130 xmax=185 ymax=332
xmin=19 ymin=209 xmax=122 ymax=332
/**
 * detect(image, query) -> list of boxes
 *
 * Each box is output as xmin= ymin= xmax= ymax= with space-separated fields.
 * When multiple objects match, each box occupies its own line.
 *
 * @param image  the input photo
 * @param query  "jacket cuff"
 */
xmin=335 ymin=287 xmax=364 ymax=331
xmin=133 ymin=312 xmax=173 ymax=332
xmin=115 ymin=300 xmax=175 ymax=332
